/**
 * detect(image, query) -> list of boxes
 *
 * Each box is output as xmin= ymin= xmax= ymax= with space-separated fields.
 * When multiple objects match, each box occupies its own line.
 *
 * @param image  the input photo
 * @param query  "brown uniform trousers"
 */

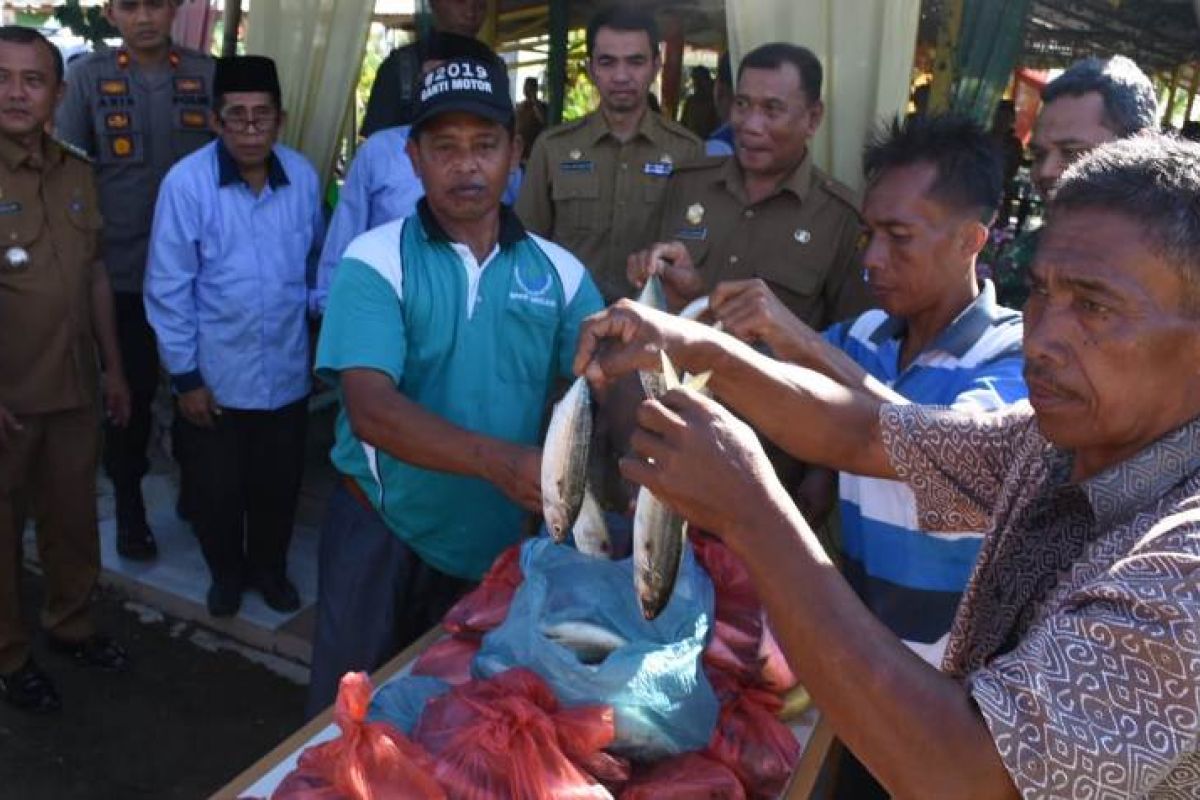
xmin=516 ymin=109 xmax=703 ymax=303
xmin=0 ymin=135 xmax=104 ymax=674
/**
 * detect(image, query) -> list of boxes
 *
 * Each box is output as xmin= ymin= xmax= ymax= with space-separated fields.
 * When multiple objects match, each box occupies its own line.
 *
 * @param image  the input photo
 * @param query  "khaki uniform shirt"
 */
xmin=516 ymin=109 xmax=703 ymax=302
xmin=55 ymin=46 xmax=214 ymax=293
xmin=652 ymin=153 xmax=870 ymax=331
xmin=0 ymin=135 xmax=102 ymax=415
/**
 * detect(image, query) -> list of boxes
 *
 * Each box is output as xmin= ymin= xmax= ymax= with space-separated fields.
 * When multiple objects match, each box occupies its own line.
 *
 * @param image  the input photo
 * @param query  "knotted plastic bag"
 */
xmin=272 ymin=672 xmax=445 ymax=800
xmin=475 ymin=538 xmax=718 ymax=760
xmin=413 ymin=668 xmax=616 ymax=800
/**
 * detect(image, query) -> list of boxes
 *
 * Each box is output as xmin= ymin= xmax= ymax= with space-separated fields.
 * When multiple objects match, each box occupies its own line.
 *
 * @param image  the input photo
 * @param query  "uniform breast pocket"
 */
xmin=754 ymin=246 xmax=826 ymax=317
xmin=96 ymin=107 xmax=144 ymax=166
xmin=643 ymin=174 xmax=670 ymax=206
xmin=551 ymin=172 xmax=600 ymax=233
xmin=498 ymin=299 xmax=558 ymax=386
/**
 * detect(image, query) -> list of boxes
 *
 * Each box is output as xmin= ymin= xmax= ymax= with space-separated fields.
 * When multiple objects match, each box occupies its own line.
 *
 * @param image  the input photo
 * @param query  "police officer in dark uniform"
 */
xmin=0 ymin=26 xmax=132 ymax=713
xmin=56 ymin=0 xmax=215 ymax=560
xmin=360 ymin=0 xmax=485 ymax=137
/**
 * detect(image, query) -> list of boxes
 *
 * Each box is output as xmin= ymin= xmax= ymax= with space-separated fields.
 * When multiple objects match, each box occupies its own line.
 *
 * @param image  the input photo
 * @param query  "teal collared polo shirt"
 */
xmin=315 ymin=200 xmax=603 ymax=579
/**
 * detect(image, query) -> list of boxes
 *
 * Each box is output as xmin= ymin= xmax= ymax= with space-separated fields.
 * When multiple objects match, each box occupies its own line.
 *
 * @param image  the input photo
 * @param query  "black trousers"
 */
xmin=177 ymin=398 xmax=307 ymax=586
xmin=103 ymin=292 xmax=159 ymax=525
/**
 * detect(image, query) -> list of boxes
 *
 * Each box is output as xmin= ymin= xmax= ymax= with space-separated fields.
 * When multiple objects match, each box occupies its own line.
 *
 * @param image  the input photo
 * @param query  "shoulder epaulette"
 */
xmin=542 ymin=116 xmax=592 ymax=138
xmin=53 ymin=138 xmax=93 ymax=164
xmin=817 ymin=173 xmax=862 ymax=214
xmin=655 ymin=116 xmax=703 ymax=144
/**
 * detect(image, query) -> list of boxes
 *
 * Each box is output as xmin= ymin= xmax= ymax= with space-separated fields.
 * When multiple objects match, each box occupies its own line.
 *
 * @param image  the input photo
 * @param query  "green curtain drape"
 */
xmin=949 ymin=0 xmax=1033 ymax=124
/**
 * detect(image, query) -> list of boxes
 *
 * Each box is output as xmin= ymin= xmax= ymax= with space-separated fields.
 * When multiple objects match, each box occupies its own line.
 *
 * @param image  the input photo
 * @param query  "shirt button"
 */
xmin=620 ymin=162 xmax=628 ymax=171
xmin=729 ymin=255 xmax=739 ymax=264
xmin=743 ymin=209 xmax=754 ymax=219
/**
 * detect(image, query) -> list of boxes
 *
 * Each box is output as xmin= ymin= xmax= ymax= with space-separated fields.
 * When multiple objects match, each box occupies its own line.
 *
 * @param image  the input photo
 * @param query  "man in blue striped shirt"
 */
xmin=708 ymin=115 xmax=1027 ymax=663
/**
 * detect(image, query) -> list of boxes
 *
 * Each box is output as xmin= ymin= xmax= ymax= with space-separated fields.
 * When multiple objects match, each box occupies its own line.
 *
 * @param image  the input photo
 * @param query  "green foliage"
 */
xmin=561 ymin=31 xmax=595 ymax=122
xmin=54 ymin=0 xmax=118 ymax=46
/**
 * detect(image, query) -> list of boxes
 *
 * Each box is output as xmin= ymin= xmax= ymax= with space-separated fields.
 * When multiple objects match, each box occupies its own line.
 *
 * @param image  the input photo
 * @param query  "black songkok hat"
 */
xmin=212 ymin=55 xmax=282 ymax=108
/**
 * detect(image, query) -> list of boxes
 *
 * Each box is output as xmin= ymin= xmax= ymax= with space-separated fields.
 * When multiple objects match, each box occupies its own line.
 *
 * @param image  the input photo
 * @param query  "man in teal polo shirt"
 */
xmin=307 ymin=54 xmax=603 ymax=714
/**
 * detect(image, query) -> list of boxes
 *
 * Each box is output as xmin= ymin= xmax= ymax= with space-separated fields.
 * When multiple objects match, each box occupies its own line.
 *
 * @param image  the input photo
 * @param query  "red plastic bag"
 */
xmin=620 ymin=752 xmax=746 ymax=800
xmin=442 ymin=544 xmax=523 ymax=635
xmin=692 ymin=534 xmax=764 ymax=683
xmin=758 ymin=612 xmax=798 ymax=693
xmin=272 ymin=672 xmax=446 ymax=800
xmin=556 ymin=705 xmax=631 ymax=791
xmin=411 ymin=635 xmax=480 ymax=686
xmin=705 ymin=680 xmax=800 ymax=800
xmin=413 ymin=668 xmax=615 ymax=799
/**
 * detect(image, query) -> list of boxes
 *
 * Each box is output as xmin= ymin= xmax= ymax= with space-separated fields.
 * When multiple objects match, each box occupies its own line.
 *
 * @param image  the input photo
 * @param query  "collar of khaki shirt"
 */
xmin=714 ymin=147 xmax=816 ymax=207
xmin=581 ymin=107 xmax=674 ymax=148
xmin=0 ymin=132 xmax=64 ymax=172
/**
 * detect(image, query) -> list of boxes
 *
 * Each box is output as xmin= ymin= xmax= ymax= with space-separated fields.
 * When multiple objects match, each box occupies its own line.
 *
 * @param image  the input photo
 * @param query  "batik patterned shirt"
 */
xmin=880 ymin=403 xmax=1200 ymax=798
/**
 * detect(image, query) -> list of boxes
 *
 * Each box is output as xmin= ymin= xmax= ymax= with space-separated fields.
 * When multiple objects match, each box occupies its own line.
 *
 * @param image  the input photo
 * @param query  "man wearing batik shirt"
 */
xmin=574 ymin=133 xmax=1200 ymax=798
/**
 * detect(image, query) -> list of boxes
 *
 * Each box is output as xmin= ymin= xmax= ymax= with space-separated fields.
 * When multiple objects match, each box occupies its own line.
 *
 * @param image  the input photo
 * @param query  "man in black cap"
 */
xmin=308 ymin=56 xmax=603 ymax=714
xmin=144 ymin=55 xmax=324 ymax=617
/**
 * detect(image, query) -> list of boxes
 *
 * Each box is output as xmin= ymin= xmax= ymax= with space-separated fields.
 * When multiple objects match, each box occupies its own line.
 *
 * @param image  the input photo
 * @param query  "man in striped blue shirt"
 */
xmin=707 ymin=114 xmax=1027 ymax=663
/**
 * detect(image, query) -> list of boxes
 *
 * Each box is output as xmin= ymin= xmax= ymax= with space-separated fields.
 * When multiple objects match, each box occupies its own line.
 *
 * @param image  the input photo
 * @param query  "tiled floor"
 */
xmin=23 ymin=403 xmax=339 ymax=668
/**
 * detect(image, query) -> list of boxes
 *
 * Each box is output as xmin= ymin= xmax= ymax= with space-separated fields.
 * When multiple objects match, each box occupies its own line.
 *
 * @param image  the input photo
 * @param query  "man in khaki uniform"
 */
xmin=0 ymin=26 xmax=132 ymax=713
xmin=517 ymin=5 xmax=702 ymax=303
xmin=629 ymin=43 xmax=869 ymax=332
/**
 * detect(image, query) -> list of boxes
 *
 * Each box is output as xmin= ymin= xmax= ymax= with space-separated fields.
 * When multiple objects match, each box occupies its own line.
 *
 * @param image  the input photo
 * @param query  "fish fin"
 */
xmin=660 ymin=350 xmax=681 ymax=391
xmin=683 ymin=370 xmax=712 ymax=391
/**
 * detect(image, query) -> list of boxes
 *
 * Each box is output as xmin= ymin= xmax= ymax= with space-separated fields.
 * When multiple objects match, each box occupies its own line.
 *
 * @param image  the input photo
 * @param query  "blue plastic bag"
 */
xmin=367 ymin=675 xmax=450 ymax=735
xmin=474 ymin=537 xmax=718 ymax=760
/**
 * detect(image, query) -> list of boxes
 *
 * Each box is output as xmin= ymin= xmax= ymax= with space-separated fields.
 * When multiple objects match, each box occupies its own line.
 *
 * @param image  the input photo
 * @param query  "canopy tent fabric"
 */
xmin=171 ymin=0 xmax=218 ymax=53
xmin=948 ymin=0 xmax=1033 ymax=125
xmin=245 ymin=0 xmax=375 ymax=188
xmin=725 ymin=0 xmax=921 ymax=192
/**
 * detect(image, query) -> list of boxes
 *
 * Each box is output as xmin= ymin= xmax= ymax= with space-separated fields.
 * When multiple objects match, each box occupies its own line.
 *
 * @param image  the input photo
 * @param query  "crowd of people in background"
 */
xmin=1 ymin=0 xmax=1198 ymax=796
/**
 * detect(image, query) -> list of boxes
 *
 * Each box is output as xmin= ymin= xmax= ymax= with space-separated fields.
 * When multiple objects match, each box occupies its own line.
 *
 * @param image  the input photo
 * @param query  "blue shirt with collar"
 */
xmin=315 ymin=199 xmax=603 ymax=580
xmin=146 ymin=140 xmax=325 ymax=411
xmin=822 ymin=280 xmax=1027 ymax=663
xmin=312 ymin=125 xmax=523 ymax=314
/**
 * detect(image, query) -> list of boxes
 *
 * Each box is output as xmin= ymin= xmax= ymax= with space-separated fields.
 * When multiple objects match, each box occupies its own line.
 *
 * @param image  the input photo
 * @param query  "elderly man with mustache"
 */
xmin=576 ymin=133 xmax=1200 ymax=798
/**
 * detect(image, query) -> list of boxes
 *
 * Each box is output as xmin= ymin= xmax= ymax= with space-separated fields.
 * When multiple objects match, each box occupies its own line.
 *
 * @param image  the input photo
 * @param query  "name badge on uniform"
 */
xmin=560 ymin=160 xmax=594 ymax=173
xmin=105 ymin=112 xmax=131 ymax=131
xmin=4 ymin=247 xmax=29 ymax=270
xmin=99 ymin=78 xmax=129 ymax=96
xmin=0 ymin=201 xmax=21 ymax=216
xmin=179 ymin=110 xmax=208 ymax=129
xmin=643 ymin=161 xmax=674 ymax=177
xmin=174 ymin=76 xmax=206 ymax=95
xmin=675 ymin=227 xmax=707 ymax=241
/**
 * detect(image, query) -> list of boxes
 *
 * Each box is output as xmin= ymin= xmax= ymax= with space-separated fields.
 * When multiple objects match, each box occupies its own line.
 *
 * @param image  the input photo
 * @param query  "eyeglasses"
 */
xmin=219 ymin=110 xmax=279 ymax=133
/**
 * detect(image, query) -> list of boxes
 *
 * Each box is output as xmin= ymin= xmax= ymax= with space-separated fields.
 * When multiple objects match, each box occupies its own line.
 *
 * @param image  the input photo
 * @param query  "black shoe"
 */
xmin=0 ymin=660 xmax=61 ymax=712
xmin=207 ymin=580 xmax=242 ymax=618
xmin=254 ymin=572 xmax=300 ymax=613
xmin=47 ymin=634 xmax=129 ymax=672
xmin=116 ymin=520 xmax=158 ymax=561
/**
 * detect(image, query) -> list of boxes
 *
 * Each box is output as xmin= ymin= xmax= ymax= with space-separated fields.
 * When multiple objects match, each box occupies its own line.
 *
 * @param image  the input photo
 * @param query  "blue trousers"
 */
xmin=305 ymin=483 xmax=474 ymax=717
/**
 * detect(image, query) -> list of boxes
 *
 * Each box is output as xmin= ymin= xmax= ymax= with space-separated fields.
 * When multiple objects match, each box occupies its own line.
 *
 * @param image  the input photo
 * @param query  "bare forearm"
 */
xmin=91 ymin=263 xmax=124 ymax=375
xmin=768 ymin=329 xmax=906 ymax=406
xmin=343 ymin=370 xmax=515 ymax=482
xmin=726 ymin=494 xmax=1016 ymax=800
xmin=678 ymin=334 xmax=894 ymax=478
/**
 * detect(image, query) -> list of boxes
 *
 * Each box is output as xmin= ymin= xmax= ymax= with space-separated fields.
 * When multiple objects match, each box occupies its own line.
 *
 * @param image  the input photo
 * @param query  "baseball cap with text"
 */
xmin=411 ymin=57 xmax=514 ymax=133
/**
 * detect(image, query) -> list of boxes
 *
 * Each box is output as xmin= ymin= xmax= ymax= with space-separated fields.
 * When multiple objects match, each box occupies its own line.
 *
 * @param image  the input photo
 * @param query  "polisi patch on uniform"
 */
xmin=99 ymin=78 xmax=129 ymax=96
xmin=0 ymin=201 xmax=21 ymax=216
xmin=420 ymin=60 xmax=494 ymax=102
xmin=643 ymin=161 xmax=674 ymax=177
xmin=559 ymin=160 xmax=594 ymax=173
xmin=105 ymin=112 xmax=131 ymax=131
xmin=179 ymin=110 xmax=208 ymax=129
xmin=510 ymin=261 xmax=558 ymax=309
xmin=675 ymin=227 xmax=707 ymax=241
